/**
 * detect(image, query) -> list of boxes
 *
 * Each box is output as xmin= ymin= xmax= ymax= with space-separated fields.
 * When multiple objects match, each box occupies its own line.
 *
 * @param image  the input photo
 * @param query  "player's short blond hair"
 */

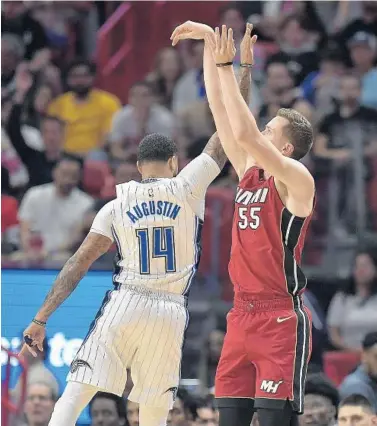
xmin=277 ymin=108 xmax=313 ymax=160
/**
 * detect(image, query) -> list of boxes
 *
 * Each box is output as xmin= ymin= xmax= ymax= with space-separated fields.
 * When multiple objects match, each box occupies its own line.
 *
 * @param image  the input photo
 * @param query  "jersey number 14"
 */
xmin=136 ymin=227 xmax=176 ymax=274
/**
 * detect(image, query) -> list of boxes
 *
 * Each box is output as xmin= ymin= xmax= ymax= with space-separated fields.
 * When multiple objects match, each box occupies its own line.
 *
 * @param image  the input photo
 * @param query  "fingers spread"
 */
xmin=221 ymin=25 xmax=227 ymax=53
xmin=246 ymin=22 xmax=252 ymax=36
xmin=19 ymin=344 xmax=28 ymax=359
xmin=227 ymin=28 xmax=234 ymax=53
xmin=215 ymin=27 xmax=221 ymax=52
xmin=27 ymin=345 xmax=38 ymax=357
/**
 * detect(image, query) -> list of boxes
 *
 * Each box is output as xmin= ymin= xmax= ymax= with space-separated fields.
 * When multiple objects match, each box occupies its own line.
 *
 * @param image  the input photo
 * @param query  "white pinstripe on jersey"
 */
xmin=111 ymin=177 xmax=203 ymax=296
xmin=67 ymin=154 xmax=220 ymax=409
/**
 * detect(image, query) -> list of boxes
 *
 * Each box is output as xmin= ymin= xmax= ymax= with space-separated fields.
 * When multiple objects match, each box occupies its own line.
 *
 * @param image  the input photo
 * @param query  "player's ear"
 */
xmin=282 ymin=142 xmax=294 ymax=157
xmin=136 ymin=161 xmax=142 ymax=175
xmin=169 ymin=156 xmax=178 ymax=175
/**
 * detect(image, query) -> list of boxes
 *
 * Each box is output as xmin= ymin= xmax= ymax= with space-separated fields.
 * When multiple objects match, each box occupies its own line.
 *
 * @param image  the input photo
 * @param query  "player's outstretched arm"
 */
xmin=203 ymin=40 xmax=246 ymax=178
xmin=36 ymin=233 xmax=112 ymax=321
xmin=206 ymin=26 xmax=314 ymax=203
xmin=171 ymin=21 xmax=253 ymax=179
xmin=21 ymin=232 xmax=112 ymax=357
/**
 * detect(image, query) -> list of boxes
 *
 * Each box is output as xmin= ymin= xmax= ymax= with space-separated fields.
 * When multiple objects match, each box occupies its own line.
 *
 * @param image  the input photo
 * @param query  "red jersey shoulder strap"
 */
xmin=240 ymin=166 xmax=264 ymax=188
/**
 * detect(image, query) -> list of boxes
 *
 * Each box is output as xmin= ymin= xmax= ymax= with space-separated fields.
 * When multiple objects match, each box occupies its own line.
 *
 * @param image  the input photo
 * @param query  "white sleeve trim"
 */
xmin=90 ymin=229 xmax=114 ymax=242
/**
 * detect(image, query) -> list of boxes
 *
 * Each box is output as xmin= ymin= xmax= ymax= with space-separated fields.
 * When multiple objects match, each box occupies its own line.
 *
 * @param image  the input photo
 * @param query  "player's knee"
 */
xmin=138 ymin=404 xmax=169 ymax=426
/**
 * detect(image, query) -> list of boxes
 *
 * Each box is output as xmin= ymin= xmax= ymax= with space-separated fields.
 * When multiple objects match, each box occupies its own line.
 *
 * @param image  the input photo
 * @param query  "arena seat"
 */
xmin=100 ymin=175 xmax=116 ymax=199
xmin=323 ymin=350 xmax=361 ymax=386
xmin=83 ymin=160 xmax=111 ymax=198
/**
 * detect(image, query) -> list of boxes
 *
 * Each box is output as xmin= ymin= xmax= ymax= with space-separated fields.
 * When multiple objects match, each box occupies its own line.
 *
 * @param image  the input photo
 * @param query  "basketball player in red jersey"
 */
xmin=172 ymin=22 xmax=315 ymax=426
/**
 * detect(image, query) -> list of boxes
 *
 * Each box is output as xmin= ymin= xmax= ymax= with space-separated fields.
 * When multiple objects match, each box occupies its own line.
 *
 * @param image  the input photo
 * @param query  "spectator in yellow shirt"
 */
xmin=48 ymin=59 xmax=121 ymax=156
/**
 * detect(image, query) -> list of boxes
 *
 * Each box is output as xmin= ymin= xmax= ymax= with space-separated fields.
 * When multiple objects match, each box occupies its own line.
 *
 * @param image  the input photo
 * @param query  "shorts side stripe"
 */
xmin=292 ymin=298 xmax=311 ymax=413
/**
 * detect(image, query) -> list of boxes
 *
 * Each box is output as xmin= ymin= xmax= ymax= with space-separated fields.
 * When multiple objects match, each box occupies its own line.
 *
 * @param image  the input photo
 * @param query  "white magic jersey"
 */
xmin=90 ymin=153 xmax=220 ymax=295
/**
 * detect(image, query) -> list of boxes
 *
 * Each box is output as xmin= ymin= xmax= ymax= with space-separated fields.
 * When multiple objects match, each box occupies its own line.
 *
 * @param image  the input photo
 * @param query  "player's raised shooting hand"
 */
xmin=22 ymin=321 xmax=46 ymax=358
xmin=205 ymin=25 xmax=236 ymax=65
xmin=240 ymin=23 xmax=258 ymax=66
xmin=170 ymin=20 xmax=213 ymax=46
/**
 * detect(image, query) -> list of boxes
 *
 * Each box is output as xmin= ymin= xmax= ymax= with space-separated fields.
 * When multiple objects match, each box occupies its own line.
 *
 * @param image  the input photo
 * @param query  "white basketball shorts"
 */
xmin=67 ymin=284 xmax=188 ymax=409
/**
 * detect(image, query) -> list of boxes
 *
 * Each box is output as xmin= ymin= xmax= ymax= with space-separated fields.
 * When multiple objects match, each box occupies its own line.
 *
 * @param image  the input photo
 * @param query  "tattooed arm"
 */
xmin=239 ymin=66 xmax=251 ymax=105
xmin=35 ymin=233 xmax=112 ymax=322
xmin=22 ymin=206 xmax=114 ymax=357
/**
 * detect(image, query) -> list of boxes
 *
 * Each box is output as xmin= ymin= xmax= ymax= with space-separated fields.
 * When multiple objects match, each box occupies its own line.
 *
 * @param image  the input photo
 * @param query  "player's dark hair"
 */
xmin=339 ymin=394 xmax=375 ymax=413
xmin=305 ymin=373 xmax=339 ymax=408
xmin=137 ymin=133 xmax=177 ymax=164
xmin=277 ymin=108 xmax=313 ymax=160
xmin=89 ymin=392 xmax=127 ymax=419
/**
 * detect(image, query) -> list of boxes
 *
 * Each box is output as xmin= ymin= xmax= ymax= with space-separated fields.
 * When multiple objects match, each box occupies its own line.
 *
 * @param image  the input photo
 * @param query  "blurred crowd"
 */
xmin=10 ymin=331 xmax=377 ymax=426
xmin=2 ymin=0 xmax=377 ymax=265
xmin=2 ymin=0 xmax=377 ymax=425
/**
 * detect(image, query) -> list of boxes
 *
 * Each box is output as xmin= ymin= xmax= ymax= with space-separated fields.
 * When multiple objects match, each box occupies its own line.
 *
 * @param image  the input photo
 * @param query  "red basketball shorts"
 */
xmin=215 ymin=296 xmax=312 ymax=413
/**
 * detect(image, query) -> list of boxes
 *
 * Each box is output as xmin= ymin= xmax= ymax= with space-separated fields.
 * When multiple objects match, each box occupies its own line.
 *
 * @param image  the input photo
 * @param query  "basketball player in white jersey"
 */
xmin=20 ymin=46 xmax=252 ymax=426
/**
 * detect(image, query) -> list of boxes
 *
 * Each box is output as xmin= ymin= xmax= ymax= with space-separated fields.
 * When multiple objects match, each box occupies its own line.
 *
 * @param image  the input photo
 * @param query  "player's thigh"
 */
xmin=69 ymin=288 xmax=121 ymax=381
xmin=69 ymin=288 xmax=145 ymax=393
xmin=215 ymin=309 xmax=256 ymax=400
xmin=251 ymin=308 xmax=312 ymax=413
xmin=130 ymin=299 xmax=188 ymax=409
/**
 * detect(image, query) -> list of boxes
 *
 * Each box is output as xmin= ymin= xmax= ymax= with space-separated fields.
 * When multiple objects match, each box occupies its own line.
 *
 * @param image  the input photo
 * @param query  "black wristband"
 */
xmin=240 ymin=63 xmax=253 ymax=68
xmin=216 ymin=61 xmax=233 ymax=67
xmin=33 ymin=319 xmax=46 ymax=327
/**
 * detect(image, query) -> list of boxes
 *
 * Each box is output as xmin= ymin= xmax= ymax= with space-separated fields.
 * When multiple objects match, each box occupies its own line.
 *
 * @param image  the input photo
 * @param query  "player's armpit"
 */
xmin=35 ymin=233 xmax=112 ymax=323
xmin=276 ymin=156 xmax=315 ymax=207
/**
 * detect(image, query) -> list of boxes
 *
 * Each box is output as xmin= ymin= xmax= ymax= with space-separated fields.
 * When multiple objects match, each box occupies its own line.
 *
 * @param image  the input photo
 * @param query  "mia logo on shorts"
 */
xmin=260 ymin=379 xmax=283 ymax=394
xmin=70 ymin=359 xmax=92 ymax=374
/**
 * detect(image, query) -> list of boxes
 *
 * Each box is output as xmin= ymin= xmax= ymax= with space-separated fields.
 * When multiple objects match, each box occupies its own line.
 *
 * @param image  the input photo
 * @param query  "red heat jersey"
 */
xmin=228 ymin=166 xmax=313 ymax=299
